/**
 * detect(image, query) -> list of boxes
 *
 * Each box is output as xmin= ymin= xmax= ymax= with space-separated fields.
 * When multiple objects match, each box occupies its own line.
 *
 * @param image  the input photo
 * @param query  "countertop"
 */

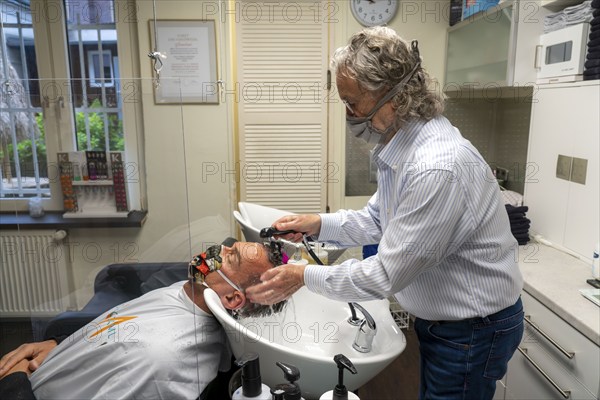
xmin=519 ymin=242 xmax=600 ymax=346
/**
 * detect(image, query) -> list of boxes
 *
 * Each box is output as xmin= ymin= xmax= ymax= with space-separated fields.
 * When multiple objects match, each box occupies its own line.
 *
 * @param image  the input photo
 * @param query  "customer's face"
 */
xmin=337 ymin=74 xmax=397 ymax=132
xmin=207 ymin=242 xmax=272 ymax=290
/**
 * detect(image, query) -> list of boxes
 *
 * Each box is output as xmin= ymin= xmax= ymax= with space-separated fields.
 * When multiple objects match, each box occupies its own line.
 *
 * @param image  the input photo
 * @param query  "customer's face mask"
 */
xmin=189 ymin=244 xmax=242 ymax=292
xmin=345 ymin=58 xmax=421 ymax=145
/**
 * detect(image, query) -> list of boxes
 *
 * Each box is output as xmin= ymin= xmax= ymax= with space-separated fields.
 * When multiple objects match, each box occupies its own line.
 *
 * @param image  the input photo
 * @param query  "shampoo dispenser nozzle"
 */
xmin=319 ymin=354 xmax=359 ymax=400
xmin=232 ymin=352 xmax=271 ymax=400
xmin=270 ymin=361 xmax=302 ymax=400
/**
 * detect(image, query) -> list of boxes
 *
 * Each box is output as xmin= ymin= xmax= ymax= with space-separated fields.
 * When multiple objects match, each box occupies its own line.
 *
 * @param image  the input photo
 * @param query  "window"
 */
xmin=1 ymin=0 xmax=129 ymax=201
xmin=65 ymin=0 xmax=123 ymax=152
xmin=88 ymin=50 xmax=114 ymax=87
xmin=0 ymin=1 xmax=47 ymax=198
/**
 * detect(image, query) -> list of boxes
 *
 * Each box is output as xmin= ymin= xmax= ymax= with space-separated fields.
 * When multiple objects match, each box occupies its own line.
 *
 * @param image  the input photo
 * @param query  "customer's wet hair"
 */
xmin=331 ymin=26 xmax=444 ymax=125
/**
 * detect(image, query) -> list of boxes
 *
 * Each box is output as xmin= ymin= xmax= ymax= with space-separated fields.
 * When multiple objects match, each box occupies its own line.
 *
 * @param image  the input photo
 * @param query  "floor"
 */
xmin=358 ymin=327 xmax=420 ymax=399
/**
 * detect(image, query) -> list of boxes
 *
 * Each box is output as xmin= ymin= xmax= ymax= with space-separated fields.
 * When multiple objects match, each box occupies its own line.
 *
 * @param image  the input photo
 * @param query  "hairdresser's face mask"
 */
xmin=344 ymin=58 xmax=421 ymax=145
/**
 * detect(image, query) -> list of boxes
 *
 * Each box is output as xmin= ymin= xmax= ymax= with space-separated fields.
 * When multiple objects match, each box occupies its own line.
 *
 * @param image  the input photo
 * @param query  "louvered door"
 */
xmin=236 ymin=0 xmax=330 ymax=213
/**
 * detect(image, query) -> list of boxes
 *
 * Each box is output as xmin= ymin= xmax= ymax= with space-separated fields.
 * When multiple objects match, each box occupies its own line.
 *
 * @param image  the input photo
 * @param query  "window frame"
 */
xmin=0 ymin=0 xmax=144 ymax=213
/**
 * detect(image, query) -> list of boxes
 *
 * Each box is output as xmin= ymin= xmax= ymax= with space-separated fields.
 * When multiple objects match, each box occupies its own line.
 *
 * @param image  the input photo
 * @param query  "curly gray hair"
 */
xmin=331 ymin=26 xmax=444 ymax=125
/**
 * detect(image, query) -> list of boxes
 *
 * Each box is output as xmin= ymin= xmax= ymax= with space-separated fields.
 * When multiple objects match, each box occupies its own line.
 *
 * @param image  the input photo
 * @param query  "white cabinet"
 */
xmin=445 ymin=1 xmax=551 ymax=86
xmin=524 ymin=82 xmax=600 ymax=258
xmin=504 ymin=291 xmax=599 ymax=400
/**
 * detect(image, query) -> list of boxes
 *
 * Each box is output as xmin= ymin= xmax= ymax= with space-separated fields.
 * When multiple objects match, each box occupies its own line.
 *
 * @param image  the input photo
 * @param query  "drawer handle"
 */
xmin=524 ymin=316 xmax=575 ymax=359
xmin=518 ymin=347 xmax=571 ymax=399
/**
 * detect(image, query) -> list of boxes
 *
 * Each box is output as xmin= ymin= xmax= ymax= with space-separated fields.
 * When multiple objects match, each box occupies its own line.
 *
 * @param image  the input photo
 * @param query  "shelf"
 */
xmin=0 ymin=210 xmax=147 ymax=229
xmin=541 ymin=0 xmax=585 ymax=12
xmin=71 ymin=180 xmax=114 ymax=186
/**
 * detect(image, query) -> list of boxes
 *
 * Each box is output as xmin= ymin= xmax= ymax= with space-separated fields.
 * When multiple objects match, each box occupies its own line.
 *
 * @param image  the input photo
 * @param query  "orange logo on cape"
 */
xmin=89 ymin=315 xmax=138 ymax=338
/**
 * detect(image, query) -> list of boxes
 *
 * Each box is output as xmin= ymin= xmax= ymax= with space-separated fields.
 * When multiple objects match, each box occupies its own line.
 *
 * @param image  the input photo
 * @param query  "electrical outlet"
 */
xmin=495 ymin=167 xmax=509 ymax=182
xmin=556 ymin=155 xmax=572 ymax=181
xmin=570 ymin=157 xmax=587 ymax=185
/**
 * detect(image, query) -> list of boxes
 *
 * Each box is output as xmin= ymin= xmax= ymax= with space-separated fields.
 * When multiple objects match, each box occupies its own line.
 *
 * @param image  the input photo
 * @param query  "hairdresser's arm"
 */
xmin=0 ymin=340 xmax=58 ymax=379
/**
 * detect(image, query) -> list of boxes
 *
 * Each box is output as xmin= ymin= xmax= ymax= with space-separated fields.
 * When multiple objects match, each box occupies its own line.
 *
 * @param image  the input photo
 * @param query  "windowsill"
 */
xmin=0 ymin=210 xmax=147 ymax=229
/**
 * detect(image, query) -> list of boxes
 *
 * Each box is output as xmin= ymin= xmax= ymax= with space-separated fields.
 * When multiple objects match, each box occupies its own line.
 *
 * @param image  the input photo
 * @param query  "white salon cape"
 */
xmin=30 ymin=282 xmax=231 ymax=399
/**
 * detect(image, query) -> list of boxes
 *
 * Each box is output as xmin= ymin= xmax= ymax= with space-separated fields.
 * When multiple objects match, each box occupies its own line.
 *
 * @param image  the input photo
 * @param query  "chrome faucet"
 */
xmin=349 ymin=303 xmax=377 ymax=353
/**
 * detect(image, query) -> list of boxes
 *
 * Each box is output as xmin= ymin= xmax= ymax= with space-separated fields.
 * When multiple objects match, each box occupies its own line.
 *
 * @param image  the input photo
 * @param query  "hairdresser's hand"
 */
xmin=0 ymin=339 xmax=57 ymax=379
xmin=272 ymin=214 xmax=321 ymax=242
xmin=246 ymin=264 xmax=306 ymax=305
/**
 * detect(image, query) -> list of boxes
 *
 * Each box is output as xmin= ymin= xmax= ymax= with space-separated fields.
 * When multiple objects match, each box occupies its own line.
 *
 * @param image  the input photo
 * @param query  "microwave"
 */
xmin=536 ymin=23 xmax=590 ymax=84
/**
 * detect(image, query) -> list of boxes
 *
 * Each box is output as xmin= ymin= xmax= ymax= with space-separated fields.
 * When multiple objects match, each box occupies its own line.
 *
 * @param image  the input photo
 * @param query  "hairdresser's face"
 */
xmin=337 ymin=74 xmax=396 ymax=131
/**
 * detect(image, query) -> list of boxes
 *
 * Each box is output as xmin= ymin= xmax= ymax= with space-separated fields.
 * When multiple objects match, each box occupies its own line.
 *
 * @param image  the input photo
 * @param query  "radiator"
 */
xmin=1 ymin=230 xmax=73 ymax=316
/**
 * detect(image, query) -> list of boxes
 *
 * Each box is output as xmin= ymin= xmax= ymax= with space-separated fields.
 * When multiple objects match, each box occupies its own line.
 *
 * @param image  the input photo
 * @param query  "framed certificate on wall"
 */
xmin=149 ymin=20 xmax=219 ymax=104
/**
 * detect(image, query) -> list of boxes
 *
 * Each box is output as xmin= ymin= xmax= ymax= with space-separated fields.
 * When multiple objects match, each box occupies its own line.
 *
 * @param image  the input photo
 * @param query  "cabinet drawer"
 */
xmin=521 ymin=291 xmax=600 ymax=396
xmin=506 ymin=344 xmax=595 ymax=400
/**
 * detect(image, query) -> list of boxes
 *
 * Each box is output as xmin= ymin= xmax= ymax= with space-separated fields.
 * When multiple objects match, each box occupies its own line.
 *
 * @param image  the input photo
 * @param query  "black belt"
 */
xmin=422 ymin=297 xmax=522 ymax=325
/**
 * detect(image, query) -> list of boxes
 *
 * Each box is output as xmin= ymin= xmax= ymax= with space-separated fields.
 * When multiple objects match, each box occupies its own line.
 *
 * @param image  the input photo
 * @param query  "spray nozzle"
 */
xmin=332 ymin=354 xmax=357 ymax=400
xmin=260 ymin=227 xmax=298 ymax=238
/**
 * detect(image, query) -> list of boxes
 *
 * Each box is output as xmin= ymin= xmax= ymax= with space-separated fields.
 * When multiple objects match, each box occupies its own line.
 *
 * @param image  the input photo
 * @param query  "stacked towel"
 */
xmin=505 ymin=205 xmax=530 ymax=245
xmin=586 ymin=0 xmax=600 ymax=80
xmin=544 ymin=1 xmax=594 ymax=33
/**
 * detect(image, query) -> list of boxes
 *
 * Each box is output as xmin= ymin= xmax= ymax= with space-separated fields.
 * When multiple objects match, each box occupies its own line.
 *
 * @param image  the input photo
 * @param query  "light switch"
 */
xmin=570 ymin=157 xmax=587 ymax=185
xmin=556 ymin=155 xmax=572 ymax=181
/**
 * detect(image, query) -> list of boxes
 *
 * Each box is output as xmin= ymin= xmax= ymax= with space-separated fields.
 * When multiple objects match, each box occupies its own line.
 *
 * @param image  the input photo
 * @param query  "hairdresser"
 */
xmin=246 ymin=27 xmax=524 ymax=400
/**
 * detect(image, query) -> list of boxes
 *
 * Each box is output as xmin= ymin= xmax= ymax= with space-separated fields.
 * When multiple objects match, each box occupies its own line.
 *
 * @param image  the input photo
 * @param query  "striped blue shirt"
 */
xmin=305 ymin=116 xmax=523 ymax=320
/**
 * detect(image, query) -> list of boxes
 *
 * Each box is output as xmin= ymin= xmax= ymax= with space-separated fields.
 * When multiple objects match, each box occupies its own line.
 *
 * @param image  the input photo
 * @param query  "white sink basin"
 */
xmin=205 ymin=287 xmax=406 ymax=399
xmin=235 ymin=201 xmax=346 ymax=264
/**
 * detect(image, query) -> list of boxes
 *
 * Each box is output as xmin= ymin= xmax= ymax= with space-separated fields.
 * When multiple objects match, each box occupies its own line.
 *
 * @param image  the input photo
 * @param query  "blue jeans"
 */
xmin=414 ymin=298 xmax=524 ymax=400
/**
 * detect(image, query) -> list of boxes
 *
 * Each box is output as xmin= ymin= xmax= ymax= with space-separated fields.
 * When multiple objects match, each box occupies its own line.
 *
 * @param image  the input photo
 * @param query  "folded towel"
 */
xmin=593 ymin=0 xmax=600 ymax=9
xmin=512 ymin=233 xmax=530 ymax=245
xmin=508 ymin=213 xmax=526 ymax=220
xmin=584 ymin=66 xmax=600 ymax=75
xmin=589 ymin=37 xmax=600 ymax=47
xmin=584 ymin=73 xmax=600 ymax=79
xmin=587 ymin=47 xmax=600 ymax=59
xmin=585 ymin=58 xmax=600 ymax=67
xmin=510 ymin=220 xmax=531 ymax=229
xmin=505 ymin=204 xmax=529 ymax=214
xmin=591 ymin=28 xmax=600 ymax=40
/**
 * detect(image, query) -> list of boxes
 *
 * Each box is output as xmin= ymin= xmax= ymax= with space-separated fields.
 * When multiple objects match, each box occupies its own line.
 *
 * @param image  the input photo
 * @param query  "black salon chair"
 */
xmin=43 ymin=262 xmax=188 ymax=339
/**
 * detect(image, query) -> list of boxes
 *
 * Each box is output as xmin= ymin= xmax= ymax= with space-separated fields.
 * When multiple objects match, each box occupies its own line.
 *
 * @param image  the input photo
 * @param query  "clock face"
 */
xmin=351 ymin=0 xmax=399 ymax=27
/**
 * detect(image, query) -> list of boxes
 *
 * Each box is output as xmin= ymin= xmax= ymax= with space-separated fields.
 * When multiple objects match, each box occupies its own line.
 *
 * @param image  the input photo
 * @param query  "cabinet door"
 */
xmin=562 ymin=84 xmax=600 ymax=257
xmin=524 ymin=86 xmax=573 ymax=245
xmin=525 ymin=83 xmax=600 ymax=255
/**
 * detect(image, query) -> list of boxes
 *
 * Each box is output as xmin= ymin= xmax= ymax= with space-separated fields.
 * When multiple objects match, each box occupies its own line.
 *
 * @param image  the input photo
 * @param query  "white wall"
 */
xmin=328 ymin=1 xmax=449 ymax=211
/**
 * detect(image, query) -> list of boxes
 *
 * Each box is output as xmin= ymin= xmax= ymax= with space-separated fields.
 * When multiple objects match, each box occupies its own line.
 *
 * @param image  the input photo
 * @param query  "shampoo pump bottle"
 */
xmin=319 ymin=354 xmax=359 ymax=400
xmin=270 ymin=361 xmax=304 ymax=400
xmin=231 ymin=352 xmax=271 ymax=400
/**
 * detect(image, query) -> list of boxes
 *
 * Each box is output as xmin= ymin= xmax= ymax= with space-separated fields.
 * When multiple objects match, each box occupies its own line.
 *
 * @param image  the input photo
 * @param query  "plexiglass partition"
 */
xmin=0 ymin=77 xmax=235 ymax=395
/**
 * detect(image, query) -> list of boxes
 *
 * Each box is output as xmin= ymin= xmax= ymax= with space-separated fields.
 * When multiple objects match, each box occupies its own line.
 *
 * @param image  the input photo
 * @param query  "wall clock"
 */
xmin=350 ymin=0 xmax=399 ymax=27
